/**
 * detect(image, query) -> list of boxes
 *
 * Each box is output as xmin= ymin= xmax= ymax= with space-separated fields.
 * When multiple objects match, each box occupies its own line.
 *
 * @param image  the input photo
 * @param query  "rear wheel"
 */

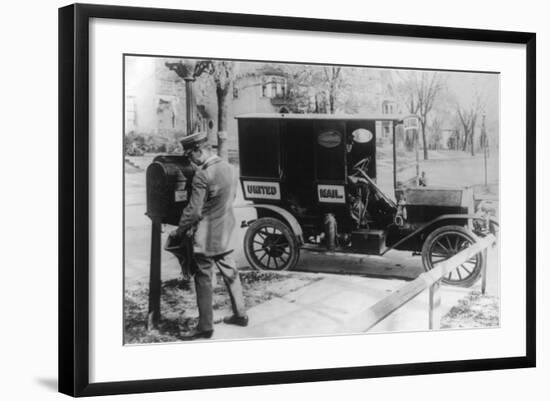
xmin=421 ymin=225 xmax=485 ymax=287
xmin=244 ymin=217 xmax=300 ymax=271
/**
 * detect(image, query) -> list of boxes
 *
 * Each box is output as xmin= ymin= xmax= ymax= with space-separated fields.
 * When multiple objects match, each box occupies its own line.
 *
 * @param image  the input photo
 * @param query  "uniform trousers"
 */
xmin=193 ymin=252 xmax=246 ymax=332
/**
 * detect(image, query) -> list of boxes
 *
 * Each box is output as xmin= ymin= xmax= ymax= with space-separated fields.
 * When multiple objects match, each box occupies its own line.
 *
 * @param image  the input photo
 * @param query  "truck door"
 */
xmin=314 ymin=120 xmax=346 ymax=206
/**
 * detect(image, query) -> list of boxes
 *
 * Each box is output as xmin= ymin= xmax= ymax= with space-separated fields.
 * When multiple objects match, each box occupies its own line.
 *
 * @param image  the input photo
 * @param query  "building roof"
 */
xmin=235 ymin=113 xmax=406 ymax=121
xmin=256 ymin=66 xmax=287 ymax=77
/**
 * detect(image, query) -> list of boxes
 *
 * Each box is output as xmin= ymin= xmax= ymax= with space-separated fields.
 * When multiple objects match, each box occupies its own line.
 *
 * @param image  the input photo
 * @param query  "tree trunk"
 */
xmin=329 ymin=86 xmax=335 ymax=114
xmin=421 ymin=120 xmax=429 ymax=160
xmin=470 ymin=120 xmax=476 ymax=156
xmin=216 ymin=85 xmax=229 ymax=160
xmin=462 ymin=126 xmax=469 ymax=152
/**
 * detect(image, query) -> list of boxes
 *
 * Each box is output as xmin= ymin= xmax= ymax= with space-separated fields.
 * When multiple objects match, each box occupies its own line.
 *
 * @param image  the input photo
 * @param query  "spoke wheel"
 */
xmin=244 ymin=217 xmax=300 ymax=271
xmin=421 ymin=225 xmax=485 ymax=287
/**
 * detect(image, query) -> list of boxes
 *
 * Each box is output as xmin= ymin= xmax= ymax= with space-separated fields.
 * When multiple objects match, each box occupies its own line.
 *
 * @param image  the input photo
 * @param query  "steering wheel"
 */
xmin=352 ymin=157 xmax=370 ymax=173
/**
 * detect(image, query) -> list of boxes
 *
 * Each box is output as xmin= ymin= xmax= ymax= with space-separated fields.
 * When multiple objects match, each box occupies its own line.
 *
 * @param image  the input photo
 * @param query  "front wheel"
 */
xmin=244 ymin=217 xmax=300 ymax=271
xmin=421 ymin=225 xmax=486 ymax=287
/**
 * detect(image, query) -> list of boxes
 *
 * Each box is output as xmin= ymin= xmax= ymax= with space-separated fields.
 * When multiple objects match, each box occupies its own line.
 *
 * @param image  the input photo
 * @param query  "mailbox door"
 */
xmin=146 ymin=155 xmax=194 ymax=225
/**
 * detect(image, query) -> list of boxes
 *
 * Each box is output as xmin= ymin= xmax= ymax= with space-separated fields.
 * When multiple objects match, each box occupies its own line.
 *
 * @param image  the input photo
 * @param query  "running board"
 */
xmin=301 ymin=243 xmax=388 ymax=257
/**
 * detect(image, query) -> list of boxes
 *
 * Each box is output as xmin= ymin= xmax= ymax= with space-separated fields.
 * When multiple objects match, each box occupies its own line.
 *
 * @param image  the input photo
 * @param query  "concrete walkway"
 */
xmin=211 ymin=272 xmax=481 ymax=340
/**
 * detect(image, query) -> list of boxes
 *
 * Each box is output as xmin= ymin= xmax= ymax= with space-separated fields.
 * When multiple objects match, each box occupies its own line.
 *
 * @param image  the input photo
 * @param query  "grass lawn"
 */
xmin=124 ymin=270 xmax=322 ymax=344
xmin=441 ymin=290 xmax=500 ymax=329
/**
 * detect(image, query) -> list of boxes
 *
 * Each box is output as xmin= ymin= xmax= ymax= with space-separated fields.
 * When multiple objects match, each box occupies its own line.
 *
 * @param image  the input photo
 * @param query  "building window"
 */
xmin=157 ymin=99 xmax=175 ymax=130
xmin=383 ymin=102 xmax=395 ymax=114
xmin=262 ymin=76 xmax=287 ymax=99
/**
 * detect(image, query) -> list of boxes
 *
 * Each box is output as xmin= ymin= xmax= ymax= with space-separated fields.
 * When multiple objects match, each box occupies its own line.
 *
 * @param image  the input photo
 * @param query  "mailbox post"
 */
xmin=148 ymin=217 xmax=162 ymax=329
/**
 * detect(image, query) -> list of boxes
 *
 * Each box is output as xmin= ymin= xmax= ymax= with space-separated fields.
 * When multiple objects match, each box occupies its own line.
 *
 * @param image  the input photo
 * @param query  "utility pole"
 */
xmin=415 ymin=128 xmax=420 ymax=184
xmin=184 ymin=73 xmax=195 ymax=137
xmin=165 ymin=60 xmax=197 ymax=136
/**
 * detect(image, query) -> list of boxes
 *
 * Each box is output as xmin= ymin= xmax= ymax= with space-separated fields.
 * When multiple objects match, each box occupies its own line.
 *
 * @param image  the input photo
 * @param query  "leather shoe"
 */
xmin=223 ymin=314 xmax=249 ymax=327
xmin=180 ymin=328 xmax=213 ymax=341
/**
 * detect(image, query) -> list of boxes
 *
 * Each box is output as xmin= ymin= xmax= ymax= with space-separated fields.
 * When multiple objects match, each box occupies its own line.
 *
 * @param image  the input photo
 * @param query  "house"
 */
xmin=125 ymin=57 xmax=191 ymax=141
xmin=222 ymin=65 xmax=292 ymax=150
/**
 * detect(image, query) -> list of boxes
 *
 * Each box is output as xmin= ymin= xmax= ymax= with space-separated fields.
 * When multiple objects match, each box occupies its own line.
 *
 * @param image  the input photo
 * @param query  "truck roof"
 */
xmin=235 ymin=113 xmax=406 ymax=121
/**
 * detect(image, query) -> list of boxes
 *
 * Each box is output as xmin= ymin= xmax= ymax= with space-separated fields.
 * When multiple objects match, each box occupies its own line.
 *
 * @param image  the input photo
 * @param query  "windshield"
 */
xmin=391 ymin=116 xmax=423 ymax=195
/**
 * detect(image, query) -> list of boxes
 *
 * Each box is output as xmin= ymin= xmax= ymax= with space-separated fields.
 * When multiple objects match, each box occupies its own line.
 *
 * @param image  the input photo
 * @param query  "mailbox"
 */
xmin=146 ymin=155 xmax=195 ymax=225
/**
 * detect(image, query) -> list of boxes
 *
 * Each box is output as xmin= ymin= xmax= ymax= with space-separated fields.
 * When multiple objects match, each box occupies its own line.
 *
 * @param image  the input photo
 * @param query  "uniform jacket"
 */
xmin=179 ymin=155 xmax=238 ymax=257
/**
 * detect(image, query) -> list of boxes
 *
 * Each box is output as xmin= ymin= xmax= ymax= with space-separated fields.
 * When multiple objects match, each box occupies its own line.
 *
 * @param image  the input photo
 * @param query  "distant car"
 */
xmin=236 ymin=113 xmax=497 ymax=287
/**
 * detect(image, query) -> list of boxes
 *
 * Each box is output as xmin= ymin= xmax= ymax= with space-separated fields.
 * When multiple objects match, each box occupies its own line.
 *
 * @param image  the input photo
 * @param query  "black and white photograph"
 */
xmin=124 ymin=55 xmax=500 ymax=343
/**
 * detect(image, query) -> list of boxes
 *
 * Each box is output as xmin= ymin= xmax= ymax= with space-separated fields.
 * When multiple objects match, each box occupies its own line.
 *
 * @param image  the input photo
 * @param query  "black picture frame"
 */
xmin=58 ymin=3 xmax=536 ymax=397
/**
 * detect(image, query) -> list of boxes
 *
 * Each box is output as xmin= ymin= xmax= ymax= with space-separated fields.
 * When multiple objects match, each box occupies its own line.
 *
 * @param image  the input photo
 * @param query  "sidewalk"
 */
xmin=211 ymin=273 xmax=479 ymax=340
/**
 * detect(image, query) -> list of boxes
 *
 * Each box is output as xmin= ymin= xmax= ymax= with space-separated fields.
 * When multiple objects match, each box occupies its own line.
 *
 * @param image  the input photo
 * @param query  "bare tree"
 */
xmin=455 ymin=95 xmax=483 ymax=156
xmin=271 ymin=64 xmax=323 ymax=113
xmin=273 ymin=64 xmax=354 ymax=114
xmin=396 ymin=71 xmax=445 ymax=159
xmin=166 ymin=59 xmax=235 ymax=160
xmin=323 ymin=67 xmax=343 ymax=114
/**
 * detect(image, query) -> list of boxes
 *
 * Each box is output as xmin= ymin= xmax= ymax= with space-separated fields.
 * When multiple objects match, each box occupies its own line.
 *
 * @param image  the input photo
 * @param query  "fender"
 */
xmin=234 ymin=203 xmax=304 ymax=244
xmin=381 ymin=214 xmax=499 ymax=256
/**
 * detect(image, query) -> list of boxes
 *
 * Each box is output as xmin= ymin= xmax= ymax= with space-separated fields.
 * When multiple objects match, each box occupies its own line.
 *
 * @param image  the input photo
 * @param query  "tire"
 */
xmin=244 ymin=217 xmax=300 ymax=271
xmin=421 ymin=225 xmax=486 ymax=287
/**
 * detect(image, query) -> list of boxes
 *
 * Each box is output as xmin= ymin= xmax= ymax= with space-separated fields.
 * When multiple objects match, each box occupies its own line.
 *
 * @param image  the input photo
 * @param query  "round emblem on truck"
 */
xmin=351 ymin=128 xmax=373 ymax=143
xmin=317 ymin=130 xmax=342 ymax=148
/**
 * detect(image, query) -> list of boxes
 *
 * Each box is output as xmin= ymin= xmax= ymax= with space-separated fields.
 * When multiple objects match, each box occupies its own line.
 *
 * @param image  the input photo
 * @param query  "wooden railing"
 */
xmin=343 ymin=234 xmax=497 ymax=333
